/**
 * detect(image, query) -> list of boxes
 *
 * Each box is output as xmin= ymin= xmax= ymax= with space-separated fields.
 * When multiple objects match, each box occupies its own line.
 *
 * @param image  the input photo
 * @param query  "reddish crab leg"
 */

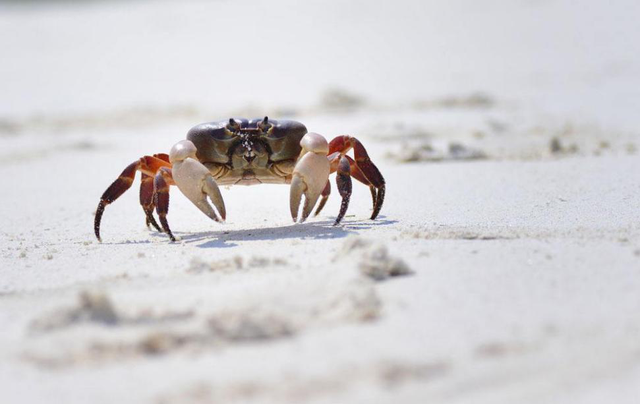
xmin=335 ymin=156 xmax=352 ymax=225
xmin=352 ymin=140 xmax=385 ymax=219
xmin=153 ymin=167 xmax=176 ymax=242
xmin=314 ymin=180 xmax=332 ymax=217
xmin=94 ymin=155 xmax=171 ymax=241
xmin=139 ymin=153 xmax=170 ymax=232
xmin=325 ymin=136 xmax=386 ymax=221
xmin=343 ymin=155 xmax=384 ymax=220
xmin=315 ymin=154 xmax=354 ymax=225
xmin=140 ymin=173 xmax=161 ymax=232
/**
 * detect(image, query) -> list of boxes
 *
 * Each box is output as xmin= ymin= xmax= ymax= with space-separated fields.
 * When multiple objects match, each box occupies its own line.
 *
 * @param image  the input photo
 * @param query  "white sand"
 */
xmin=1 ymin=1 xmax=639 ymax=403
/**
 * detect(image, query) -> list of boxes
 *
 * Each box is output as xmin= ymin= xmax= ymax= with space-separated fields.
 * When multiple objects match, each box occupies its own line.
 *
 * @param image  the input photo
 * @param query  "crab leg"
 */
xmin=334 ymin=156 xmax=353 ymax=225
xmin=353 ymin=140 xmax=385 ymax=219
xmin=314 ymin=154 xmax=357 ymax=224
xmin=169 ymin=140 xmax=226 ymax=223
xmin=328 ymin=136 xmax=386 ymax=220
xmin=153 ymin=167 xmax=176 ymax=241
xmin=313 ymin=180 xmax=331 ymax=217
xmin=94 ymin=155 xmax=171 ymax=241
xmin=290 ymin=133 xmax=330 ymax=223
xmin=140 ymin=173 xmax=162 ymax=232
xmin=139 ymin=153 xmax=170 ymax=231
xmin=341 ymin=154 xmax=384 ymax=219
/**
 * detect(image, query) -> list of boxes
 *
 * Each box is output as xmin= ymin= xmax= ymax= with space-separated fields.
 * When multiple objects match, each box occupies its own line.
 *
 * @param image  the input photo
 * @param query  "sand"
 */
xmin=1 ymin=0 xmax=639 ymax=403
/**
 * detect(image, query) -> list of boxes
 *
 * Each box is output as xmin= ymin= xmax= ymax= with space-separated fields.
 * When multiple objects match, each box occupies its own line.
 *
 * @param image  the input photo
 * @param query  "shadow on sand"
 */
xmin=173 ymin=217 xmax=397 ymax=249
xmin=105 ymin=217 xmax=396 ymax=248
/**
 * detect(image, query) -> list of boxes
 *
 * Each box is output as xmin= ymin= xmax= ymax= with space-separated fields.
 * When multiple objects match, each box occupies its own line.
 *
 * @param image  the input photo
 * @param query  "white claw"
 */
xmin=170 ymin=140 xmax=226 ymax=222
xmin=290 ymin=134 xmax=330 ymax=223
xmin=203 ymin=175 xmax=226 ymax=220
xmin=290 ymin=174 xmax=305 ymax=222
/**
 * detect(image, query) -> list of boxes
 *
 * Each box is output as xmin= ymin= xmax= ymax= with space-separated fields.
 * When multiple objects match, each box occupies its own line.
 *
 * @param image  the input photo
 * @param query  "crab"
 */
xmin=94 ymin=117 xmax=385 ymax=242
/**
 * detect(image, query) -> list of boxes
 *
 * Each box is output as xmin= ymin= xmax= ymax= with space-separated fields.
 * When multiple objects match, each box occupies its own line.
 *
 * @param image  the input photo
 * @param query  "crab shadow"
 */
xmin=173 ymin=216 xmax=396 ymax=249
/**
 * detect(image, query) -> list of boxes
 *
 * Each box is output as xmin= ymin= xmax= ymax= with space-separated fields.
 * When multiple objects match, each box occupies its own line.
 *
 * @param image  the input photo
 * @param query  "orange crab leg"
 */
xmin=94 ymin=155 xmax=172 ymax=241
xmin=139 ymin=155 xmax=171 ymax=175
xmin=140 ymin=174 xmax=161 ymax=232
xmin=139 ymin=153 xmax=171 ymax=231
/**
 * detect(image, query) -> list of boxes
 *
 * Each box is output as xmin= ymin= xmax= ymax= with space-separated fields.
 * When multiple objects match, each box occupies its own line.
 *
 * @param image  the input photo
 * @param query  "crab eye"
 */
xmin=258 ymin=116 xmax=272 ymax=132
xmin=226 ymin=118 xmax=241 ymax=133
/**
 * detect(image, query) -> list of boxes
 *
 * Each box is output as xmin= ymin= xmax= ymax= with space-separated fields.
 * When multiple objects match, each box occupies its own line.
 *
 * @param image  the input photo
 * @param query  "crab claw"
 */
xmin=290 ymin=133 xmax=330 ymax=223
xmin=169 ymin=140 xmax=226 ymax=222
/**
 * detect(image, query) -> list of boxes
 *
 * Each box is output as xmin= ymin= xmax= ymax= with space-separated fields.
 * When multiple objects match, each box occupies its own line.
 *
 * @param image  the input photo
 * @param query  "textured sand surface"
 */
xmin=1 ymin=1 xmax=639 ymax=403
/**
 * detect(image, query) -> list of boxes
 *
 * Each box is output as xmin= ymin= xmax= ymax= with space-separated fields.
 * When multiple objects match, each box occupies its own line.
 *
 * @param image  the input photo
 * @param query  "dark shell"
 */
xmin=186 ymin=118 xmax=307 ymax=164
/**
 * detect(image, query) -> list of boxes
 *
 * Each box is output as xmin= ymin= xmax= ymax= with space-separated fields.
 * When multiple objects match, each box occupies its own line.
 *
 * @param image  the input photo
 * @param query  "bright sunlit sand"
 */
xmin=1 ymin=1 xmax=639 ymax=403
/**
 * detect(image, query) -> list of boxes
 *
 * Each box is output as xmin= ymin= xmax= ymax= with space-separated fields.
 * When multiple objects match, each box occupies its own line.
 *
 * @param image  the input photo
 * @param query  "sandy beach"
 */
xmin=1 ymin=1 xmax=639 ymax=403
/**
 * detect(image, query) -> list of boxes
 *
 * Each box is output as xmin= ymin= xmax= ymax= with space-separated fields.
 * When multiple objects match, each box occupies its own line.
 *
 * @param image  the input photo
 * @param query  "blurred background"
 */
xmin=1 ymin=0 xmax=639 ymax=129
xmin=2 ymin=2 xmax=640 ymax=404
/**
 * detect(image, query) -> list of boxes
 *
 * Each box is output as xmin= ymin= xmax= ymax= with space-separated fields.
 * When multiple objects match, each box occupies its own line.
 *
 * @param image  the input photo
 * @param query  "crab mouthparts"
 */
xmin=244 ymin=151 xmax=256 ymax=164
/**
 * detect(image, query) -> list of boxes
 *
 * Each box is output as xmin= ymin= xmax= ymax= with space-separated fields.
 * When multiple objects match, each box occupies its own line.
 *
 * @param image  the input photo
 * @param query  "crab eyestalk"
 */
xmin=258 ymin=116 xmax=272 ymax=133
xmin=227 ymin=118 xmax=241 ymax=132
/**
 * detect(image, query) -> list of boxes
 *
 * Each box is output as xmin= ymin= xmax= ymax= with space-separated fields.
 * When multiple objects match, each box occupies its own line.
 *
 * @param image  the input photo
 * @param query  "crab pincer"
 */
xmin=290 ymin=133 xmax=331 ymax=223
xmin=169 ymin=140 xmax=226 ymax=224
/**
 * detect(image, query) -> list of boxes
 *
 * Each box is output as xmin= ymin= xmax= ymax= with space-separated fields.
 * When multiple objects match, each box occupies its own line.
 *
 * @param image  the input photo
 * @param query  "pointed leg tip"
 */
xmin=145 ymin=212 xmax=162 ymax=233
